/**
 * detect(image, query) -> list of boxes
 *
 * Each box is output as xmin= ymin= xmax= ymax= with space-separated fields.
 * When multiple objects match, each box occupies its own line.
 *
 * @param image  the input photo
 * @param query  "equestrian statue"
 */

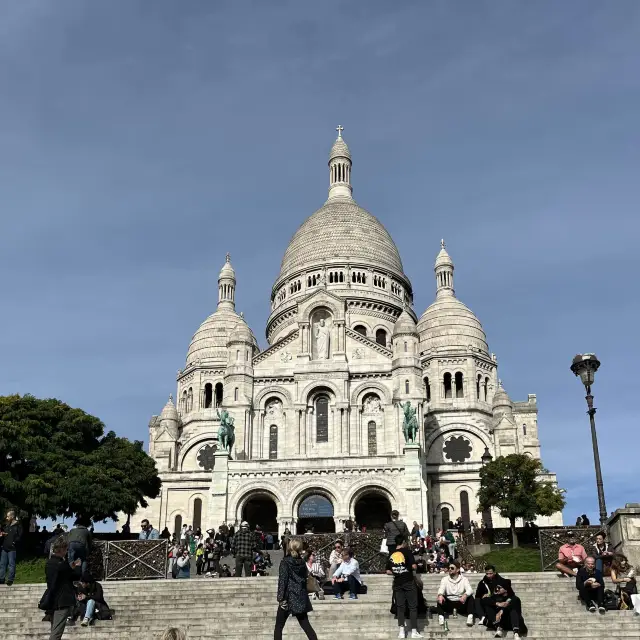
xmin=401 ymin=401 xmax=419 ymax=444
xmin=216 ymin=408 xmax=236 ymax=453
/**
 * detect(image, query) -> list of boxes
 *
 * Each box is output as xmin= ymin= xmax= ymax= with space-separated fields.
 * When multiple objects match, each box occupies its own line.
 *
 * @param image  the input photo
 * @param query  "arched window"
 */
xmin=405 ymin=380 xmax=410 ymax=394
xmin=484 ymin=377 xmax=489 ymax=401
xmin=404 ymin=341 xmax=408 ymax=352
xmin=460 ymin=491 xmax=470 ymax=528
xmin=375 ymin=328 xmax=387 ymax=346
xmin=455 ymin=372 xmax=464 ymax=398
xmin=236 ymin=349 xmax=240 ymax=361
xmin=476 ymin=374 xmax=481 ymax=399
xmin=444 ymin=373 xmax=452 ymax=399
xmin=204 ymin=383 xmax=213 ymax=409
xmin=181 ymin=390 xmax=187 ymax=413
xmin=425 ymin=377 xmax=431 ymax=402
xmin=269 ymin=425 xmax=278 ymax=459
xmin=174 ymin=514 xmax=182 ymax=539
xmin=215 ymin=383 xmax=223 ymax=407
xmin=234 ymin=387 xmax=239 ymax=402
xmin=367 ymin=420 xmax=377 ymax=456
xmin=339 ymin=272 xmax=344 ymax=283
xmin=354 ymin=325 xmax=367 ymax=337
xmin=523 ymin=424 xmax=527 ymax=436
xmin=316 ymin=396 xmax=329 ymax=443
xmin=441 ymin=507 xmax=450 ymax=531
xmin=187 ymin=387 xmax=193 ymax=412
xmin=193 ymin=498 xmax=202 ymax=531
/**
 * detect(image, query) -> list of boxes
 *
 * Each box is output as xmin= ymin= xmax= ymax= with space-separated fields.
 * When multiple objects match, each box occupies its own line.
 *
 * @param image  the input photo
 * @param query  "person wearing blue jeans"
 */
xmin=593 ymin=532 xmax=614 ymax=574
xmin=0 ymin=510 xmax=22 ymax=586
xmin=331 ymin=548 xmax=362 ymax=600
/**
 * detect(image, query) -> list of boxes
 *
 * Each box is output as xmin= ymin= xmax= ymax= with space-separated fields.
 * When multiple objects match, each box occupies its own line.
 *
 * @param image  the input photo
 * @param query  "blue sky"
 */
xmin=1 ymin=1 xmax=638 ymax=527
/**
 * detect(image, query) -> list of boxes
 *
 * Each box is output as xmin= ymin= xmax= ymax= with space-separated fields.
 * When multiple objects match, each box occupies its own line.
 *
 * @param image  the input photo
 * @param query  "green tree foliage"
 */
xmin=477 ymin=453 xmax=565 ymax=548
xmin=0 ymin=394 xmax=161 ymax=522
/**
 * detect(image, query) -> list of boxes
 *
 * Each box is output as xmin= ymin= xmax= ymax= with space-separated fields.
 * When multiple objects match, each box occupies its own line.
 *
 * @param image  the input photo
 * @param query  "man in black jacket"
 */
xmin=576 ymin=556 xmax=606 ymax=613
xmin=45 ymin=537 xmax=82 ymax=640
xmin=0 ymin=510 xmax=22 ymax=586
xmin=384 ymin=510 xmax=410 ymax=555
xmin=474 ymin=565 xmax=511 ymax=625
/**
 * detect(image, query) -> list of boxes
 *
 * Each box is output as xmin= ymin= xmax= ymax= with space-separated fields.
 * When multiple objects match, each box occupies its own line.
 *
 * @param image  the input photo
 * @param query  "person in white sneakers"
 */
xmin=436 ymin=560 xmax=475 ymax=627
xmin=484 ymin=578 xmax=527 ymax=639
xmin=386 ymin=535 xmax=423 ymax=638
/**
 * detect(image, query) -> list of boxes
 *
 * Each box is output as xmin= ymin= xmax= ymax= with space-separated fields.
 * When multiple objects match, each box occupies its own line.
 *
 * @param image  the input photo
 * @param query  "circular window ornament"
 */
xmin=443 ymin=435 xmax=472 ymax=463
xmin=197 ymin=444 xmax=217 ymax=471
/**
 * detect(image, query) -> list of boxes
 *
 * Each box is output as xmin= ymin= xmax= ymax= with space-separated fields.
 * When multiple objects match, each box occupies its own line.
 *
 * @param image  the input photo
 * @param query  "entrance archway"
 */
xmin=297 ymin=494 xmax=335 ymax=534
xmin=242 ymin=494 xmax=278 ymax=535
xmin=354 ymin=491 xmax=392 ymax=530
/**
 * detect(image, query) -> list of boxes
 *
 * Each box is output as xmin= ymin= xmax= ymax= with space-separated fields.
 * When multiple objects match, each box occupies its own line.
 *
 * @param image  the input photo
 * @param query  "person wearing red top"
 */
xmin=556 ymin=533 xmax=588 ymax=577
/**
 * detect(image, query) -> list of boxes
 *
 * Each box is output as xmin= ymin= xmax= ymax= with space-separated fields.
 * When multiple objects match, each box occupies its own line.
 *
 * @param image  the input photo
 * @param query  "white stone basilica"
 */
xmin=139 ymin=129 xmax=562 ymax=536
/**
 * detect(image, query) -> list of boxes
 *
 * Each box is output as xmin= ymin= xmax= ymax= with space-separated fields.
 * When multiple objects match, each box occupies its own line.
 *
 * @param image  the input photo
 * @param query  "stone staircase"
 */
xmin=1 ymin=573 xmax=638 ymax=639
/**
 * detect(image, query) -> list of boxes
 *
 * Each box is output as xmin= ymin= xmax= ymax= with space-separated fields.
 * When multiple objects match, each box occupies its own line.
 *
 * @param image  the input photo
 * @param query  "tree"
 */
xmin=0 ymin=394 xmax=161 ymax=522
xmin=477 ymin=454 xmax=565 ymax=548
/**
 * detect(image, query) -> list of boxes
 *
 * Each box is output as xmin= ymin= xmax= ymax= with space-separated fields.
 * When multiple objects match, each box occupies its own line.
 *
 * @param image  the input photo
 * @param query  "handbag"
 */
xmin=38 ymin=588 xmax=54 ymax=611
xmin=306 ymin=575 xmax=317 ymax=593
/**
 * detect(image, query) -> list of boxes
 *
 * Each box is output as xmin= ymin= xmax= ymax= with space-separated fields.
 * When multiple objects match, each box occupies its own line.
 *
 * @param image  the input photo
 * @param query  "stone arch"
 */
xmin=345 ymin=479 xmax=399 ymax=516
xmin=188 ymin=493 xmax=207 ymax=530
xmin=288 ymin=482 xmax=341 ymax=519
xmin=179 ymin=434 xmax=218 ymax=471
xmin=300 ymin=379 xmax=342 ymax=405
xmin=229 ymin=483 xmax=285 ymax=525
xmin=351 ymin=319 xmax=372 ymax=334
xmin=298 ymin=295 xmax=343 ymax=324
xmin=350 ymin=380 xmax=392 ymax=406
xmin=254 ymin=385 xmax=293 ymax=410
xmin=424 ymin=423 xmax=492 ymax=456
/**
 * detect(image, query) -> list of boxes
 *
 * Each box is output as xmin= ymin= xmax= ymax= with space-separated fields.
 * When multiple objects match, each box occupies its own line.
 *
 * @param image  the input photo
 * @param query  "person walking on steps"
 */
xmin=273 ymin=539 xmax=318 ymax=640
xmin=384 ymin=510 xmax=410 ymax=555
xmin=386 ymin=534 xmax=423 ymax=639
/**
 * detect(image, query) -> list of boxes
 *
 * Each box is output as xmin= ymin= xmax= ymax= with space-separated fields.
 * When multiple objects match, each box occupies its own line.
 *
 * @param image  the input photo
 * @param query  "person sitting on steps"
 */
xmin=485 ymin=578 xmax=527 ymax=639
xmin=436 ymin=560 xmax=475 ymax=627
xmin=474 ymin=564 xmax=509 ymax=626
xmin=556 ymin=533 xmax=587 ymax=577
xmin=576 ymin=556 xmax=606 ymax=614
xmin=331 ymin=547 xmax=362 ymax=600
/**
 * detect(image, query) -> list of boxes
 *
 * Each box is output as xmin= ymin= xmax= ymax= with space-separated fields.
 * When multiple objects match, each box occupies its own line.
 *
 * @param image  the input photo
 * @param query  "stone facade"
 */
xmin=138 ymin=129 xmax=562 ymax=536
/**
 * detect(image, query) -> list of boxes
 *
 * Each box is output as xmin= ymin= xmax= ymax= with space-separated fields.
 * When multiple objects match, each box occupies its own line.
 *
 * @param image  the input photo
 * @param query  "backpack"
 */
xmin=603 ymin=589 xmax=619 ymax=610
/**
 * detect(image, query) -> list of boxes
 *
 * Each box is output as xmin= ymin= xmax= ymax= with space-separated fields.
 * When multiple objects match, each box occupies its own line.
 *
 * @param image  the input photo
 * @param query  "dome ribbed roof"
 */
xmin=229 ymin=318 xmax=255 ymax=343
xmin=160 ymin=396 xmax=179 ymax=422
xmin=329 ymin=137 xmax=351 ymax=160
xmin=393 ymin=310 xmax=418 ymax=337
xmin=417 ymin=297 xmax=488 ymax=355
xmin=185 ymin=308 xmax=244 ymax=365
xmin=278 ymin=197 xmax=404 ymax=280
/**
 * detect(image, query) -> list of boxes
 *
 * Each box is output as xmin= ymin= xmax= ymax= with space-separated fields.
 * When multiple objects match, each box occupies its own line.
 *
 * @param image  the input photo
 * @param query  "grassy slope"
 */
xmin=478 ymin=547 xmax=541 ymax=572
xmin=14 ymin=557 xmax=47 ymax=584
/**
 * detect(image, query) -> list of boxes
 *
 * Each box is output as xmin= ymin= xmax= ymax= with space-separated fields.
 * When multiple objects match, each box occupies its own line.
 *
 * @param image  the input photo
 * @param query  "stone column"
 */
xmin=608 ymin=504 xmax=640 ymax=568
xmin=208 ymin=450 xmax=230 ymax=528
xmin=403 ymin=443 xmax=426 ymax=525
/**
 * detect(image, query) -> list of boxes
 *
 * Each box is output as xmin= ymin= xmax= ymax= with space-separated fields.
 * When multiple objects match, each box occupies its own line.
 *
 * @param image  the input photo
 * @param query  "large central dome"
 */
xmin=278 ymin=196 xmax=404 ymax=280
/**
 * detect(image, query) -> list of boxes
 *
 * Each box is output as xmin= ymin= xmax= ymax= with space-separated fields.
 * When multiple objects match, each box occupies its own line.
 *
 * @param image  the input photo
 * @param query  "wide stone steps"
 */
xmin=1 ymin=574 xmax=638 ymax=639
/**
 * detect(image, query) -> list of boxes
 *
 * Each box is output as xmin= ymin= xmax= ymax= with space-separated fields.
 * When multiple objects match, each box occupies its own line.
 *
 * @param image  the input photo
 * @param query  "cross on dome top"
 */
xmin=441 ymin=239 xmax=446 ymax=249
xmin=336 ymin=124 xmax=344 ymax=139
xmin=225 ymin=252 xmax=231 ymax=263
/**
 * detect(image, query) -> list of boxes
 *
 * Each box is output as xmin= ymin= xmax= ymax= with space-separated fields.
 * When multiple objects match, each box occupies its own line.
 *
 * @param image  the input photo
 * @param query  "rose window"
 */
xmin=443 ymin=435 xmax=472 ymax=463
xmin=197 ymin=444 xmax=217 ymax=471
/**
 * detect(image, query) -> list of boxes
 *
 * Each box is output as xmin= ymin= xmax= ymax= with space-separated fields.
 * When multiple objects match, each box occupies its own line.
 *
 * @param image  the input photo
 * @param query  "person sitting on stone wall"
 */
xmin=593 ymin=532 xmax=614 ymax=575
xmin=556 ymin=533 xmax=587 ymax=577
xmin=328 ymin=540 xmax=344 ymax=579
xmin=576 ymin=556 xmax=606 ymax=614
xmin=331 ymin=548 xmax=362 ymax=600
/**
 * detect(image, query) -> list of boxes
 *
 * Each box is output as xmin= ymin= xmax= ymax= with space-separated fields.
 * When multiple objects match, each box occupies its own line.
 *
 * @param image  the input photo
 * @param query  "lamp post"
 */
xmin=481 ymin=447 xmax=493 ymax=466
xmin=570 ymin=353 xmax=608 ymax=526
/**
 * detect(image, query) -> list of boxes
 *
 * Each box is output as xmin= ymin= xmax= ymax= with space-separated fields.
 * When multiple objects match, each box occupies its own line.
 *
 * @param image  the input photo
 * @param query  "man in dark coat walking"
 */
xmin=45 ymin=537 xmax=83 ymax=640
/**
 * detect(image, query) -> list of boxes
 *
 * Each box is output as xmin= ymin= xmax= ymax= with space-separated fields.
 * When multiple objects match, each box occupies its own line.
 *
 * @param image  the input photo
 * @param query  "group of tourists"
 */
xmin=556 ymin=530 xmax=638 ymax=612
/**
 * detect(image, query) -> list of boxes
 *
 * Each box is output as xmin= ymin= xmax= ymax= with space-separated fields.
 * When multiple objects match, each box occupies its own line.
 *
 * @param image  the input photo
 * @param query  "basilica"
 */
xmin=139 ymin=129 xmax=562 ymax=537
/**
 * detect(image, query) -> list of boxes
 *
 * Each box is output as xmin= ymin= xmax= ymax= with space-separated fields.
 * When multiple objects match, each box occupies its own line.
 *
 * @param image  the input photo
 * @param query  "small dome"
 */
xmin=435 ymin=244 xmax=453 ymax=268
xmin=185 ymin=307 xmax=244 ymax=365
xmin=160 ymin=395 xmax=179 ymax=422
xmin=492 ymin=381 xmax=513 ymax=415
xmin=417 ymin=297 xmax=488 ymax=355
xmin=329 ymin=137 xmax=351 ymax=161
xmin=229 ymin=318 xmax=255 ymax=343
xmin=393 ymin=310 xmax=418 ymax=337
xmin=219 ymin=254 xmax=235 ymax=279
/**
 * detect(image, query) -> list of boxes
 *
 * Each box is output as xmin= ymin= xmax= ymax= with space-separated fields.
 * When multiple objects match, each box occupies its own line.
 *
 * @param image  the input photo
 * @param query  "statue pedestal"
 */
xmin=207 ymin=450 xmax=230 ymax=528
xmin=608 ymin=504 xmax=640 ymax=568
xmin=403 ymin=443 xmax=428 ymax=526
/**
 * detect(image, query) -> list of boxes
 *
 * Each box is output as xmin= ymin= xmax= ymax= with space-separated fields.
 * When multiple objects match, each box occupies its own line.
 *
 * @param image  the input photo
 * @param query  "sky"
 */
xmin=1 ymin=1 xmax=639 ymax=528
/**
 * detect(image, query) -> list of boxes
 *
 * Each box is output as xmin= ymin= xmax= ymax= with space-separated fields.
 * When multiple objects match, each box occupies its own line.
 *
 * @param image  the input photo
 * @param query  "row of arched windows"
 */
xmin=352 ymin=271 xmax=367 ymax=284
xmin=373 ymin=275 xmax=387 ymax=289
xmin=352 ymin=324 xmax=388 ymax=347
xmin=423 ymin=374 xmax=491 ymax=402
xmin=307 ymin=273 xmax=322 ymax=287
xmin=437 ymin=271 xmax=452 ymax=288
xmin=328 ymin=271 xmax=345 ymax=283
xmin=289 ymin=280 xmax=302 ymax=294
xmin=331 ymin=162 xmax=350 ymax=184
